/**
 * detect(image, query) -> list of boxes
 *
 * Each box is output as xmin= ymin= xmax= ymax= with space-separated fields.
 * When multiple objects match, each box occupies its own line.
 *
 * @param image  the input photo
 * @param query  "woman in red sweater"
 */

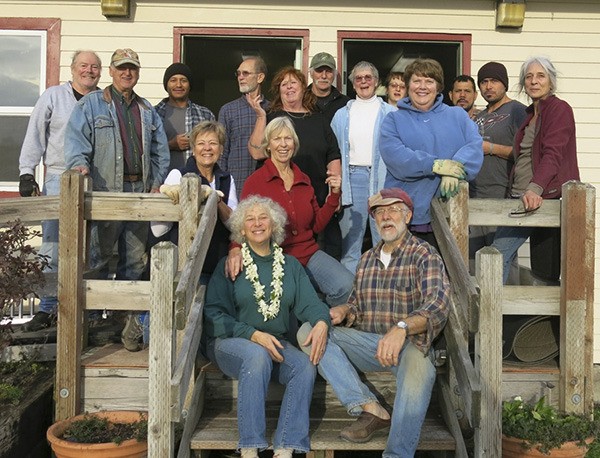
xmin=228 ymin=116 xmax=354 ymax=306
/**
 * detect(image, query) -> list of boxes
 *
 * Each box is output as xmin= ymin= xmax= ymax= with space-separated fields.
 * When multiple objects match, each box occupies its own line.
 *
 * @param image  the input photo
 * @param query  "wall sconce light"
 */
xmin=101 ymin=0 xmax=130 ymax=18
xmin=496 ymin=0 xmax=526 ymax=28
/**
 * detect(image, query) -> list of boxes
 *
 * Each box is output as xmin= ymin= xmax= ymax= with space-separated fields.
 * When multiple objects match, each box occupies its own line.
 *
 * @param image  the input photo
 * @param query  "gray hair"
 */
xmin=348 ymin=61 xmax=379 ymax=84
xmin=245 ymin=55 xmax=268 ymax=76
xmin=262 ymin=116 xmax=300 ymax=157
xmin=518 ymin=56 xmax=558 ymax=96
xmin=71 ymin=50 xmax=102 ymax=69
xmin=229 ymin=195 xmax=288 ymax=246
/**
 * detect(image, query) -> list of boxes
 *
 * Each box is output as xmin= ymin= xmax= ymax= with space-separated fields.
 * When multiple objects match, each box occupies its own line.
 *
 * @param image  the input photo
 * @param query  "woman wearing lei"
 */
xmin=203 ymin=195 xmax=331 ymax=458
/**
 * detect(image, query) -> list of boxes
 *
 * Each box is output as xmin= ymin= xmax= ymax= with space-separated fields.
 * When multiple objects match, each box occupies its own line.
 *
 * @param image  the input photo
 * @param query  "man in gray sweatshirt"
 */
xmin=19 ymin=50 xmax=102 ymax=331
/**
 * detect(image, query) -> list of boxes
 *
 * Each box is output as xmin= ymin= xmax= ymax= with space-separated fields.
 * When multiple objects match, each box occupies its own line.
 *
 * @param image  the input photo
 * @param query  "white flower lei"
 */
xmin=241 ymin=242 xmax=285 ymax=321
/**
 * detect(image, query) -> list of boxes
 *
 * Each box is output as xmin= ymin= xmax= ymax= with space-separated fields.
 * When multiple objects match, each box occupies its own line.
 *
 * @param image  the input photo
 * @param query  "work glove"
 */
xmin=440 ymin=176 xmax=460 ymax=198
xmin=159 ymin=184 xmax=180 ymax=204
xmin=19 ymin=174 xmax=40 ymax=197
xmin=432 ymin=159 xmax=465 ymax=179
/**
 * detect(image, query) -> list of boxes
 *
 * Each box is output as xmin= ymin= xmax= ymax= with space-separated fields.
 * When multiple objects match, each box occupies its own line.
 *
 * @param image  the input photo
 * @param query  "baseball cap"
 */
xmin=310 ymin=52 xmax=336 ymax=70
xmin=368 ymin=188 xmax=414 ymax=214
xmin=111 ymin=48 xmax=141 ymax=68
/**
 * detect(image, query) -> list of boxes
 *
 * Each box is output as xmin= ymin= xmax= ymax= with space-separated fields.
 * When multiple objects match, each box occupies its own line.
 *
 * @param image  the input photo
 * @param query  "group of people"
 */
xmin=18 ymin=46 xmax=578 ymax=457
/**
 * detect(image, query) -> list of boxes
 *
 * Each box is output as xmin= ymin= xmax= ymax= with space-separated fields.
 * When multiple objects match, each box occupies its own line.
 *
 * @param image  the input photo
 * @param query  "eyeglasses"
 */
xmin=372 ymin=205 xmax=409 ymax=217
xmin=509 ymin=206 xmax=540 ymax=218
xmin=354 ymin=75 xmax=374 ymax=83
xmin=235 ymin=70 xmax=256 ymax=78
xmin=388 ymin=83 xmax=405 ymax=89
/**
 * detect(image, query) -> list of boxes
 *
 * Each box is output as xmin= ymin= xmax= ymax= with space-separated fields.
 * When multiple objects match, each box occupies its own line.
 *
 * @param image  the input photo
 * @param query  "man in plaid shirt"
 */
xmin=299 ymin=187 xmax=450 ymax=458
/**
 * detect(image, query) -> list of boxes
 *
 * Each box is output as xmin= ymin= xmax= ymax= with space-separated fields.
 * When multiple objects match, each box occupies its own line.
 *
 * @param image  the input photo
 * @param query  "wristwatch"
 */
xmin=397 ymin=320 xmax=409 ymax=334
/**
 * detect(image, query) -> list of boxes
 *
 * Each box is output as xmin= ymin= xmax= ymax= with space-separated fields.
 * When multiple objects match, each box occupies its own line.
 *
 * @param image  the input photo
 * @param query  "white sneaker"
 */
xmin=240 ymin=448 xmax=259 ymax=458
xmin=273 ymin=448 xmax=293 ymax=458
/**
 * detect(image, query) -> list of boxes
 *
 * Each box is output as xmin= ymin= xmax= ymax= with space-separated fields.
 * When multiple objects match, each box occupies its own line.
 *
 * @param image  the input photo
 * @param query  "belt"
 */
xmin=123 ymin=174 xmax=142 ymax=182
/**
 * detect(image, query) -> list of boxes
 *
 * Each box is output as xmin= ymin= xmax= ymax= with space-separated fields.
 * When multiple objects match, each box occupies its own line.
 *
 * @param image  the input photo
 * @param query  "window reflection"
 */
xmin=0 ymin=33 xmax=43 ymax=107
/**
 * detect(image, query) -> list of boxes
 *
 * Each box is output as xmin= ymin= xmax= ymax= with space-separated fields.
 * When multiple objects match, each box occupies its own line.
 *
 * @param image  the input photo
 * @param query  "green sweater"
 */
xmin=204 ymin=249 xmax=331 ymax=340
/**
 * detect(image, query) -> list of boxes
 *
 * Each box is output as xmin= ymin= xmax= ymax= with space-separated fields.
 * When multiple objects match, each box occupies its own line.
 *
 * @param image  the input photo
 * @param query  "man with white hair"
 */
xmin=308 ymin=52 xmax=349 ymax=122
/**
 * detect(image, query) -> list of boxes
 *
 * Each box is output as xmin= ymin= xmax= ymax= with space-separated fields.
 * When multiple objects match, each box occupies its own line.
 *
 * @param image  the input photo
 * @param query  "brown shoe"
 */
xmin=340 ymin=411 xmax=391 ymax=443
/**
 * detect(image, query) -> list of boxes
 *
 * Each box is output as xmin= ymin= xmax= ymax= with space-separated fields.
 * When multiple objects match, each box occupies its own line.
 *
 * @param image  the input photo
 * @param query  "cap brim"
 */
xmin=113 ymin=59 xmax=140 ymax=68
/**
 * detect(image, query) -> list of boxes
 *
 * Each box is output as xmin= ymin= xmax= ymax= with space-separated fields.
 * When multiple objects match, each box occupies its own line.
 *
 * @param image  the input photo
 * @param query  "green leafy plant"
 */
xmin=63 ymin=412 xmax=148 ymax=445
xmin=502 ymin=396 xmax=600 ymax=455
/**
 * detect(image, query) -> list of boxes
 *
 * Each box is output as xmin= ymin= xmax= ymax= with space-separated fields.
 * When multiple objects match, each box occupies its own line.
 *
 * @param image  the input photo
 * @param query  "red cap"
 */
xmin=368 ymin=188 xmax=414 ymax=215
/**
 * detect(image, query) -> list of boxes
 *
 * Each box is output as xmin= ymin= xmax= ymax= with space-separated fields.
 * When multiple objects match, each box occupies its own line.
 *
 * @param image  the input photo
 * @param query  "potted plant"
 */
xmin=502 ymin=396 xmax=600 ymax=457
xmin=46 ymin=410 xmax=148 ymax=458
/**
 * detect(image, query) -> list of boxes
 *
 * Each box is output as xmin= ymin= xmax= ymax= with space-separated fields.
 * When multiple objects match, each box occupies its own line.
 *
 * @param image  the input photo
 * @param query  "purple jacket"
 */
xmin=513 ymin=95 xmax=579 ymax=199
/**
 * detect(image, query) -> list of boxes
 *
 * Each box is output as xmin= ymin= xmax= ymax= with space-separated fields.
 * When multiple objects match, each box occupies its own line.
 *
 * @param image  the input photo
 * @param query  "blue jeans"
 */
xmin=305 ymin=250 xmax=354 ymax=306
xmin=491 ymin=225 xmax=533 ymax=284
xmin=338 ymin=166 xmax=380 ymax=274
xmin=88 ymin=181 xmax=148 ymax=281
xmin=310 ymin=326 xmax=436 ymax=458
xmin=212 ymin=337 xmax=316 ymax=452
xmin=39 ymin=173 xmax=61 ymax=313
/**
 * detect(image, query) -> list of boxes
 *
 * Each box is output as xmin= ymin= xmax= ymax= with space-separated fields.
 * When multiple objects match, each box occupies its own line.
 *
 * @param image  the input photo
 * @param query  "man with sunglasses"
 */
xmin=218 ymin=56 xmax=269 ymax=196
xmin=299 ymin=187 xmax=450 ymax=458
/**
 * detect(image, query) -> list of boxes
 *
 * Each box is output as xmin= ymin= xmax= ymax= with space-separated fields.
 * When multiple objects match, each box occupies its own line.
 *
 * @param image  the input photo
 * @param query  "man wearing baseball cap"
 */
xmin=470 ymin=62 xmax=527 ymax=262
xmin=298 ymin=187 xmax=449 ymax=457
xmin=64 ymin=48 xmax=170 ymax=352
xmin=155 ymin=62 xmax=215 ymax=169
xmin=308 ymin=52 xmax=349 ymax=122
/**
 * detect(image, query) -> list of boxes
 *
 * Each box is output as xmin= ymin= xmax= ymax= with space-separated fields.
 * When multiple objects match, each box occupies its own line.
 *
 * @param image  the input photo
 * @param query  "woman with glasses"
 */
xmin=384 ymin=71 xmax=407 ymax=107
xmin=380 ymin=58 xmax=482 ymax=250
xmin=491 ymin=56 xmax=579 ymax=284
xmin=330 ymin=61 xmax=396 ymax=273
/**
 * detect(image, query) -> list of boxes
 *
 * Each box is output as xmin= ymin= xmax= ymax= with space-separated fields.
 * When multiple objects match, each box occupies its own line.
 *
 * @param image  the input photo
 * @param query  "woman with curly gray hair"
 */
xmin=204 ymin=195 xmax=331 ymax=458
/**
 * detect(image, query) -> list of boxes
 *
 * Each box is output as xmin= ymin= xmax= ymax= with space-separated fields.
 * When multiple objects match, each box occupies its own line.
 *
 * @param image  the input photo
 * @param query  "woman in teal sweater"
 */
xmin=203 ymin=195 xmax=331 ymax=458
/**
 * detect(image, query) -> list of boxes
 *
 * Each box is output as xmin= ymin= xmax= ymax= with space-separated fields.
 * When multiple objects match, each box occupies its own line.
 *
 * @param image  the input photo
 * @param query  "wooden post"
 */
xmin=474 ymin=247 xmax=503 ymax=457
xmin=446 ymin=181 xmax=469 ymax=266
xmin=179 ymin=174 xmax=203 ymax=272
xmin=55 ymin=171 xmax=86 ymax=420
xmin=559 ymin=181 xmax=595 ymax=414
xmin=148 ymin=241 xmax=177 ymax=457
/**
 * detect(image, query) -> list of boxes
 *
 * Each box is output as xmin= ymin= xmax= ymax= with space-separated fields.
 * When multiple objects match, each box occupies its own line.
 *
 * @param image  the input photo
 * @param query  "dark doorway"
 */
xmin=181 ymin=34 xmax=304 ymax=116
xmin=339 ymin=32 xmax=471 ymax=106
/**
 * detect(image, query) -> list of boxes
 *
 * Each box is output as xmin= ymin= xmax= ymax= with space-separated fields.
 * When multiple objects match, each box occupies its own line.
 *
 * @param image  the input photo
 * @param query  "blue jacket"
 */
xmin=379 ymin=94 xmax=482 ymax=225
xmin=331 ymin=98 xmax=396 ymax=207
xmin=65 ymin=86 xmax=170 ymax=192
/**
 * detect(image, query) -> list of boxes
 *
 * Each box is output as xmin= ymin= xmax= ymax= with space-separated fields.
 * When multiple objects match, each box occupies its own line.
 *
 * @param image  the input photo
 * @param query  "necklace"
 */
xmin=241 ymin=242 xmax=285 ymax=321
xmin=284 ymin=110 xmax=308 ymax=119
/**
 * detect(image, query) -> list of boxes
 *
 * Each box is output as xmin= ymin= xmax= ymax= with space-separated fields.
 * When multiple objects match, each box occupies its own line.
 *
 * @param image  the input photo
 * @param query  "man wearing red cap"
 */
xmin=299 ymin=188 xmax=450 ymax=458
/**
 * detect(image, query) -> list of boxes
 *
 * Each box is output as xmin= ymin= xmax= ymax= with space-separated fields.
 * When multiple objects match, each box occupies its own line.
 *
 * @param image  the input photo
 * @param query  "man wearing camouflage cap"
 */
xmin=308 ymin=52 xmax=349 ymax=122
xmin=65 ymin=48 xmax=169 ymax=352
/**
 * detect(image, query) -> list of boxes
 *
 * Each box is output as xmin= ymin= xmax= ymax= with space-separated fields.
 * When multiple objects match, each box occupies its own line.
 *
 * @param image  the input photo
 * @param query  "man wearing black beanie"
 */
xmin=155 ymin=62 xmax=215 ymax=169
xmin=469 ymin=61 xmax=527 ymax=266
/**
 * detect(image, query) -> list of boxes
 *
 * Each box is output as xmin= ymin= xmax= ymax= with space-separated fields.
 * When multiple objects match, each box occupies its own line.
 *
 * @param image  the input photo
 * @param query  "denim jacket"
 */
xmin=331 ymin=97 xmax=396 ymax=207
xmin=65 ymin=86 xmax=169 ymax=192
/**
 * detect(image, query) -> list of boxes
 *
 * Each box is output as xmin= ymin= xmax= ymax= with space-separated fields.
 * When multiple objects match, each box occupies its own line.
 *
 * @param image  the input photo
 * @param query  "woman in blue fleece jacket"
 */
xmin=379 ymin=58 xmax=482 ymax=248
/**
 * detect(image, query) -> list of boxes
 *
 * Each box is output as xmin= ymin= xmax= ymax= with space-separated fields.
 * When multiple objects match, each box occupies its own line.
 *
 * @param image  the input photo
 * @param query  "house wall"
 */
xmin=2 ymin=0 xmax=600 ymax=362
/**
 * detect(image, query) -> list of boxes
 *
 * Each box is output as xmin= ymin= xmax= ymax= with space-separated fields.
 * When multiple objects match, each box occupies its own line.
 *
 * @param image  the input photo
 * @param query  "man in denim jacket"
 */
xmin=65 ymin=48 xmax=169 ymax=351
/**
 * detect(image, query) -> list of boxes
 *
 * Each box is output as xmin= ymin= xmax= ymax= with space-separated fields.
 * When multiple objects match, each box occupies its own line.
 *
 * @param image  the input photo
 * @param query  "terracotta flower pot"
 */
xmin=46 ymin=410 xmax=148 ymax=458
xmin=502 ymin=434 xmax=592 ymax=458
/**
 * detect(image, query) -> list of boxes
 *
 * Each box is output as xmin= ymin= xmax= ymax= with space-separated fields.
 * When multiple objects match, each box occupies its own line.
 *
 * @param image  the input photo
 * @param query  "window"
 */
xmin=0 ymin=18 xmax=60 ymax=193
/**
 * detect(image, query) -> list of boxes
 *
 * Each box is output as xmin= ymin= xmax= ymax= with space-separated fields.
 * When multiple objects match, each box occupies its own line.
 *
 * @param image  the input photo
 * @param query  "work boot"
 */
xmin=22 ymin=311 xmax=55 ymax=332
xmin=121 ymin=312 xmax=143 ymax=352
xmin=340 ymin=411 xmax=391 ymax=443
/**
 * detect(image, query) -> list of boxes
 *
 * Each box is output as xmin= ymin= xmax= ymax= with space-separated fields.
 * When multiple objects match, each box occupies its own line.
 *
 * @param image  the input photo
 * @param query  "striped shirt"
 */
xmin=347 ymin=230 xmax=450 ymax=354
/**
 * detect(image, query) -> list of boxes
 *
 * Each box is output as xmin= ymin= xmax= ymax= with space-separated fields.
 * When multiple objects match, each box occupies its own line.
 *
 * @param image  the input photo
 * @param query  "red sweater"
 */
xmin=241 ymin=158 xmax=340 ymax=266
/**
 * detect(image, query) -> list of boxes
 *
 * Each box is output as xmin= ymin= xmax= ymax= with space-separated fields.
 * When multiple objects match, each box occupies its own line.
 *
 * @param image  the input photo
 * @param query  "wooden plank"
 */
xmin=55 ymin=171 xmax=85 ymax=421
xmin=171 ymin=289 xmax=205 ymax=420
xmin=0 ymin=343 xmax=56 ymax=362
xmin=445 ymin=182 xmax=469 ymax=264
xmin=437 ymin=378 xmax=469 ymax=458
xmin=148 ymin=242 xmax=177 ymax=458
xmin=468 ymin=198 xmax=560 ymax=228
xmin=178 ymin=174 xmax=203 ymax=272
xmin=84 ymin=192 xmax=180 ymax=222
xmin=174 ymin=193 xmax=217 ymax=329
xmin=502 ymin=286 xmax=560 ymax=315
xmin=82 ymin=279 xmax=152 ymax=311
xmin=474 ymin=247 xmax=503 ymax=458
xmin=559 ymin=182 xmax=595 ymax=415
xmin=0 ymin=195 xmax=60 ymax=225
xmin=431 ymin=198 xmax=480 ymax=334
xmin=82 ymin=343 xmax=149 ymax=368
xmin=176 ymin=372 xmax=205 ymax=458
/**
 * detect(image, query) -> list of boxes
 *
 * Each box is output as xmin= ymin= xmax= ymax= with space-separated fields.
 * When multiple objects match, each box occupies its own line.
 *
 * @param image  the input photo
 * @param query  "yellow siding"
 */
xmin=2 ymin=0 xmax=600 ymax=362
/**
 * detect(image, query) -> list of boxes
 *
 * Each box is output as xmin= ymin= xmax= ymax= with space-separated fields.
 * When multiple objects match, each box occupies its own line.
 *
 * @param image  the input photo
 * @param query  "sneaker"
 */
xmin=22 ymin=311 xmax=55 ymax=332
xmin=121 ymin=313 xmax=143 ymax=352
xmin=339 ymin=411 xmax=391 ymax=443
xmin=240 ymin=449 xmax=258 ymax=458
xmin=273 ymin=448 xmax=293 ymax=458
